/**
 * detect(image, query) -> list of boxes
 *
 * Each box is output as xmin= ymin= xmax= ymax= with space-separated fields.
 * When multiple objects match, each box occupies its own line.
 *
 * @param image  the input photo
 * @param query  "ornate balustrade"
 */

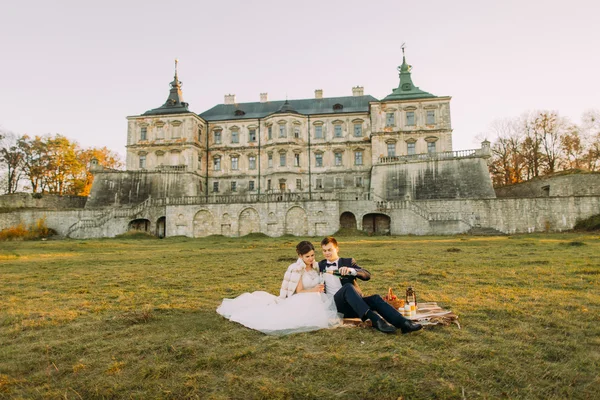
xmin=378 ymin=148 xmax=482 ymax=164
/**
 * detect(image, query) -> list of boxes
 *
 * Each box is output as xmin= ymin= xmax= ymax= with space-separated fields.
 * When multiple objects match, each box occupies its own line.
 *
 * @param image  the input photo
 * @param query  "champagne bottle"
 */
xmin=328 ymin=270 xmax=356 ymax=278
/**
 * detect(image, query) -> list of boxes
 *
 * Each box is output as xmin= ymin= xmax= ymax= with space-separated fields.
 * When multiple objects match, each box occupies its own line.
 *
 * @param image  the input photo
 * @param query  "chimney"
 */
xmin=315 ymin=89 xmax=323 ymax=99
xmin=260 ymin=93 xmax=268 ymax=103
xmin=352 ymin=86 xmax=364 ymax=96
xmin=224 ymin=94 xmax=236 ymax=105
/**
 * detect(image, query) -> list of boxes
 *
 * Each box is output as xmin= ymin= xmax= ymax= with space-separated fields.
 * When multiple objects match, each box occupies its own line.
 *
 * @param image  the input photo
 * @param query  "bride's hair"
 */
xmin=296 ymin=241 xmax=315 ymax=256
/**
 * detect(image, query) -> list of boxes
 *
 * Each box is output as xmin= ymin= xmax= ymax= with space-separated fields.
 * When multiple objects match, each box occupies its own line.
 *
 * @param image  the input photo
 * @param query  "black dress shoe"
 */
xmin=399 ymin=320 xmax=423 ymax=334
xmin=365 ymin=310 xmax=397 ymax=334
xmin=373 ymin=318 xmax=397 ymax=334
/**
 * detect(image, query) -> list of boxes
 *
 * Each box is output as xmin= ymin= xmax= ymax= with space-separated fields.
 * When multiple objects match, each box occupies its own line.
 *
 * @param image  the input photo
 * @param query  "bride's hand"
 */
xmin=314 ymin=284 xmax=325 ymax=293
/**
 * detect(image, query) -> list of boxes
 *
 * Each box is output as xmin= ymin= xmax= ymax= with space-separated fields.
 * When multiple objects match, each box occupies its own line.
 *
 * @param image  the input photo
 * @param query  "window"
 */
xmin=296 ymin=179 xmax=302 ymax=190
xmin=407 ymin=142 xmax=416 ymax=155
xmin=231 ymin=130 xmax=239 ymax=143
xmin=355 ymin=176 xmax=363 ymax=187
xmin=354 ymin=151 xmax=363 ymax=165
xmin=294 ymin=127 xmax=300 ymax=139
xmin=249 ymin=180 xmax=255 ymax=191
xmin=213 ymin=156 xmax=221 ymax=171
xmin=316 ymin=178 xmax=323 ymax=189
xmin=249 ymin=155 xmax=256 ymax=170
xmin=249 ymin=129 xmax=256 ymax=142
xmin=279 ymin=125 xmax=286 ymax=138
xmin=386 ymin=112 xmax=395 ymax=127
xmin=214 ymin=130 xmax=222 ymax=144
xmin=267 ymin=179 xmax=272 ymax=191
xmin=315 ymin=125 xmax=323 ymax=139
xmin=334 ymin=125 xmax=342 ymax=137
xmin=335 ymin=177 xmax=343 ymax=188
xmin=354 ymin=123 xmax=362 ymax=137
xmin=231 ymin=156 xmax=239 ymax=170
xmin=231 ymin=181 xmax=237 ymax=192
xmin=428 ymin=141 xmax=436 ymax=153
xmin=197 ymin=128 xmax=202 ymax=142
xmin=139 ymin=155 xmax=146 ymax=169
xmin=426 ymin=110 xmax=435 ymax=125
xmin=268 ymin=126 xmax=273 ymax=140
xmin=268 ymin=153 xmax=273 ymax=168
xmin=406 ymin=111 xmax=415 ymax=126
xmin=387 ymin=143 xmax=396 ymax=157
xmin=213 ymin=182 xmax=219 ymax=192
xmin=294 ymin=153 xmax=300 ymax=167
xmin=334 ymin=152 xmax=343 ymax=166
xmin=315 ymin=153 xmax=323 ymax=167
xmin=279 ymin=152 xmax=286 ymax=167
xmin=140 ymin=127 xmax=147 ymax=140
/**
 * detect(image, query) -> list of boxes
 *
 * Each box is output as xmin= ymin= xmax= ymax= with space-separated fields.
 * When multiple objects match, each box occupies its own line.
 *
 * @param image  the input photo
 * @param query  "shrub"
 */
xmin=0 ymin=218 xmax=56 ymax=241
xmin=574 ymin=214 xmax=600 ymax=232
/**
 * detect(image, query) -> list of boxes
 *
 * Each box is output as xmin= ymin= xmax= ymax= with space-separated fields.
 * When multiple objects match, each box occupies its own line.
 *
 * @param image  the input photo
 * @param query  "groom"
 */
xmin=318 ymin=236 xmax=422 ymax=334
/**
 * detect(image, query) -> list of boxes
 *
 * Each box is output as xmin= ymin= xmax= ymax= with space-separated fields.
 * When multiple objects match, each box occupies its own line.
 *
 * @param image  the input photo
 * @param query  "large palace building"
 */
xmin=120 ymin=53 xmax=489 ymax=202
xmin=78 ymin=52 xmax=506 ymax=238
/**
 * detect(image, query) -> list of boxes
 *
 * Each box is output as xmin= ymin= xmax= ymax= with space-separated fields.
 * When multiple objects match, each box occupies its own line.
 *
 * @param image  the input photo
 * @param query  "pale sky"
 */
xmin=1 ymin=0 xmax=598 ymax=159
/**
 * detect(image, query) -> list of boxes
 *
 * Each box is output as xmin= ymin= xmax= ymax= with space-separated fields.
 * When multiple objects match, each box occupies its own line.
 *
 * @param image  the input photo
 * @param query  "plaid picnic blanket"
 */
xmin=343 ymin=302 xmax=459 ymax=329
xmin=409 ymin=302 xmax=460 ymax=328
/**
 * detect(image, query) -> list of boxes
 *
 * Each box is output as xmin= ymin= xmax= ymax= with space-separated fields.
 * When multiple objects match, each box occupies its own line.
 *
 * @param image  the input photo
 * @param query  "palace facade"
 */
xmin=123 ymin=54 xmax=462 ymax=200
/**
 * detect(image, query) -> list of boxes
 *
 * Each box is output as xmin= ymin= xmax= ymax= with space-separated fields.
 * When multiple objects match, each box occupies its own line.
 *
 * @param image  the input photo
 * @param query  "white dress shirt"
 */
xmin=323 ymin=259 xmax=342 ymax=296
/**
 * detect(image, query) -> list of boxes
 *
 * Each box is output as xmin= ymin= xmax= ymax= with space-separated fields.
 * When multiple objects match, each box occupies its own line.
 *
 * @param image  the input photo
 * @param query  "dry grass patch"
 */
xmin=0 ymin=233 xmax=598 ymax=399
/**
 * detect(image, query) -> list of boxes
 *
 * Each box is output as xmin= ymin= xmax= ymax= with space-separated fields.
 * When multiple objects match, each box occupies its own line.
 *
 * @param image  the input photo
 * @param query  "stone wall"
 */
xmin=495 ymin=173 xmax=600 ymax=198
xmin=86 ymin=170 xmax=203 ymax=209
xmin=371 ymin=157 xmax=495 ymax=200
xmin=3 ymin=196 xmax=598 ymax=239
xmin=0 ymin=193 xmax=87 ymax=209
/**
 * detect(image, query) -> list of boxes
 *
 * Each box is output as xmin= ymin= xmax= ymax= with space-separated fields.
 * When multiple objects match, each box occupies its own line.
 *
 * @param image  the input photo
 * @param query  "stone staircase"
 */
xmin=66 ymin=197 xmax=155 ymax=238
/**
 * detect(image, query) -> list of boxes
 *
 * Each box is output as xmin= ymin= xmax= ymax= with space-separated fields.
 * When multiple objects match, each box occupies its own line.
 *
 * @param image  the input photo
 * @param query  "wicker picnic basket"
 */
xmin=383 ymin=287 xmax=405 ymax=309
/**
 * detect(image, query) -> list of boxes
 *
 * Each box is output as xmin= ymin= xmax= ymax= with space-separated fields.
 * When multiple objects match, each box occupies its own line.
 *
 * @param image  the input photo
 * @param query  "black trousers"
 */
xmin=333 ymin=283 xmax=410 ymax=327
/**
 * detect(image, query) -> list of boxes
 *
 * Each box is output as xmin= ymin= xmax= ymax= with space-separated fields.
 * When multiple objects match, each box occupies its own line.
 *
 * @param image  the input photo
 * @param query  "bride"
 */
xmin=216 ymin=241 xmax=342 ymax=335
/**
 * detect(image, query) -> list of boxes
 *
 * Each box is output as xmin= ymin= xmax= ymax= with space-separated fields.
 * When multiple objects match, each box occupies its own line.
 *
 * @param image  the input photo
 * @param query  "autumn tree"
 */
xmin=12 ymin=133 xmax=123 ymax=196
xmin=72 ymin=146 xmax=123 ymax=196
xmin=17 ymin=135 xmax=50 ymax=193
xmin=487 ymin=118 xmax=525 ymax=186
xmin=487 ymin=109 xmax=600 ymax=187
xmin=0 ymin=131 xmax=24 ymax=194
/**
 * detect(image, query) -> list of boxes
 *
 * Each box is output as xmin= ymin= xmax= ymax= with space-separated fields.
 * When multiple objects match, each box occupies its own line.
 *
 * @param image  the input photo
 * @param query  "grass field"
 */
xmin=1 ymin=233 xmax=599 ymax=399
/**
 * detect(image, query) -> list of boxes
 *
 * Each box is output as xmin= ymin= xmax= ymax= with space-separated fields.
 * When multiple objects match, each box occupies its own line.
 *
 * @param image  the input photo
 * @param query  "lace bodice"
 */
xmin=302 ymin=269 xmax=320 ymax=289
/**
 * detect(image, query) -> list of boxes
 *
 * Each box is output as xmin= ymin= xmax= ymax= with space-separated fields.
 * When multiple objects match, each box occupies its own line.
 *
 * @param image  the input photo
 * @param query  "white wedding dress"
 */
xmin=217 ymin=269 xmax=343 ymax=335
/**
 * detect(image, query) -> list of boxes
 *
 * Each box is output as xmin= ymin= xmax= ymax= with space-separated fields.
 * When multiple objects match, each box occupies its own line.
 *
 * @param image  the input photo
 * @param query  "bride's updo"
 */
xmin=296 ymin=241 xmax=315 ymax=256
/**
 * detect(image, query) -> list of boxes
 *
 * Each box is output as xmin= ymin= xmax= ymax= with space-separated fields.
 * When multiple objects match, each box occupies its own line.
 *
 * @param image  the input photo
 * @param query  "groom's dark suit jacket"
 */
xmin=318 ymin=258 xmax=371 ymax=294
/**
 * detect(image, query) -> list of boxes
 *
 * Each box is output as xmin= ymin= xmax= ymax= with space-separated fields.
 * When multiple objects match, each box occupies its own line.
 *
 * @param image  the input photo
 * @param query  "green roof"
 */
xmin=382 ymin=55 xmax=437 ymax=101
xmin=199 ymin=95 xmax=378 ymax=121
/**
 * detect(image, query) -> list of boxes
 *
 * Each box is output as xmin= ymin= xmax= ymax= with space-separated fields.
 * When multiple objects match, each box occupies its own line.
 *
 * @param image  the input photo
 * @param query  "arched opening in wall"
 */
xmin=362 ymin=213 xmax=391 ymax=235
xmin=156 ymin=216 xmax=166 ymax=238
xmin=193 ymin=210 xmax=215 ymax=237
xmin=239 ymin=208 xmax=260 ymax=236
xmin=129 ymin=219 xmax=150 ymax=232
xmin=285 ymin=207 xmax=308 ymax=236
xmin=340 ymin=212 xmax=357 ymax=230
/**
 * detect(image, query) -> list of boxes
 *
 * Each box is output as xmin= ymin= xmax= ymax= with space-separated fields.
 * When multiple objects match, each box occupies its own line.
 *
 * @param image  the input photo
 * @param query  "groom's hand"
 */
xmin=339 ymin=267 xmax=353 ymax=276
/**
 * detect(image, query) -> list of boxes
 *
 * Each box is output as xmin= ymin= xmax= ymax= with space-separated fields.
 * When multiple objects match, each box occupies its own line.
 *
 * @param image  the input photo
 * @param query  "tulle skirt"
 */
xmin=217 ymin=291 xmax=343 ymax=336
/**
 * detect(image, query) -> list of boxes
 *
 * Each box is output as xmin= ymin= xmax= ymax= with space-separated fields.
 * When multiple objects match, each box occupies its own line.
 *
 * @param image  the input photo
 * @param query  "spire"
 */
xmin=142 ymin=59 xmax=191 ymax=116
xmin=383 ymin=45 xmax=436 ymax=101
